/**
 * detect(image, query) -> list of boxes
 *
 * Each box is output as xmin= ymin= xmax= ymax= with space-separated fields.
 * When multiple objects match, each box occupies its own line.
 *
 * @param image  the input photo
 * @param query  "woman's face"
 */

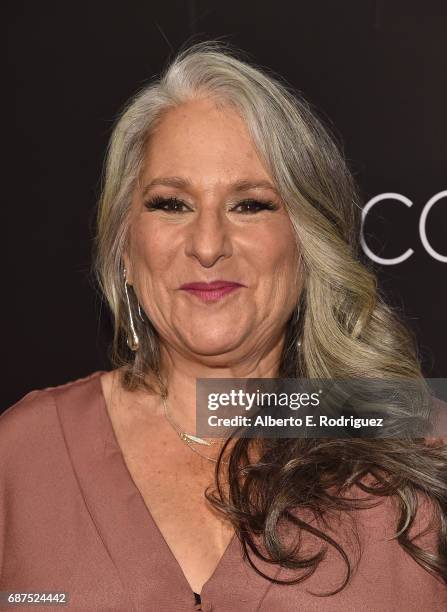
xmin=124 ymin=97 xmax=301 ymax=366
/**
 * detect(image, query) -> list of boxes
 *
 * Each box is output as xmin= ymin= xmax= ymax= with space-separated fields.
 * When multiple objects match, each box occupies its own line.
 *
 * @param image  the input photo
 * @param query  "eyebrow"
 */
xmin=141 ymin=176 xmax=279 ymax=196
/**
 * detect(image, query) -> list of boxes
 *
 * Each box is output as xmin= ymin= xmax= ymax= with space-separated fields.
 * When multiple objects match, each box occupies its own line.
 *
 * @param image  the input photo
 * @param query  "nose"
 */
xmin=184 ymin=205 xmax=233 ymax=268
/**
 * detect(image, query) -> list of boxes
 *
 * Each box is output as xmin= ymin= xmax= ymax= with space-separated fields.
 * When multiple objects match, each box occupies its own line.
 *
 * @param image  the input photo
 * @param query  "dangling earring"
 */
xmin=295 ymin=303 xmax=302 ymax=348
xmin=123 ymin=268 xmax=140 ymax=351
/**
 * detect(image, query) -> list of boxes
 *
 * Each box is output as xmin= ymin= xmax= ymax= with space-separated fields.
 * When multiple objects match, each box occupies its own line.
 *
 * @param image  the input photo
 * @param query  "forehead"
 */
xmin=141 ymin=98 xmax=271 ymax=184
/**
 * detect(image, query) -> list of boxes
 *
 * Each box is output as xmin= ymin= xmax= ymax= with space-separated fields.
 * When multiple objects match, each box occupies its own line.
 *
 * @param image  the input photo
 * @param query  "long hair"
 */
xmin=93 ymin=41 xmax=447 ymax=592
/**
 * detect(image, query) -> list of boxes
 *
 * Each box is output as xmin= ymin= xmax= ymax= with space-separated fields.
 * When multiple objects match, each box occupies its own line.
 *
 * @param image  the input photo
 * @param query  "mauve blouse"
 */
xmin=0 ymin=371 xmax=446 ymax=611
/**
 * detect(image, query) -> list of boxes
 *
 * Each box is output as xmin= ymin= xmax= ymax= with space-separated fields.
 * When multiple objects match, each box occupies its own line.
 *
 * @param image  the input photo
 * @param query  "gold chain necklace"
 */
xmin=161 ymin=394 xmax=228 ymax=464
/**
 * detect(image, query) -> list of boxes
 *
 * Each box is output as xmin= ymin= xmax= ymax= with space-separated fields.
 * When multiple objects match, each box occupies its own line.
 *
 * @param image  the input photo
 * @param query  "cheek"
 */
xmin=256 ymin=234 xmax=299 ymax=320
xmin=131 ymin=221 xmax=176 ymax=280
xmin=252 ymin=223 xmax=298 ymax=287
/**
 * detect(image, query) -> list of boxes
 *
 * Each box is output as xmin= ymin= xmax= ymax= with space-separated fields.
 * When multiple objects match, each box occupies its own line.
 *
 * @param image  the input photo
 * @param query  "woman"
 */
xmin=1 ymin=42 xmax=446 ymax=611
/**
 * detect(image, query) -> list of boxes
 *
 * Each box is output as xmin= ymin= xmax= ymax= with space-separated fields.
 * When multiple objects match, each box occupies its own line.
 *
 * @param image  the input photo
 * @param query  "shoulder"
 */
xmin=0 ymin=371 xmax=106 ymax=464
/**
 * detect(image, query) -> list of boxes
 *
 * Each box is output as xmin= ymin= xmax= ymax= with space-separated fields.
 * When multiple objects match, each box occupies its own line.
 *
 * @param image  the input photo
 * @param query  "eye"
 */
xmin=144 ymin=196 xmax=190 ymax=213
xmin=231 ymin=199 xmax=278 ymax=214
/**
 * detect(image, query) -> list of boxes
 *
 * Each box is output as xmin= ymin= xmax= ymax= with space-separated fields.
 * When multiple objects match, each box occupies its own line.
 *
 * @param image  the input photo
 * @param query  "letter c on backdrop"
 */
xmin=360 ymin=191 xmax=447 ymax=265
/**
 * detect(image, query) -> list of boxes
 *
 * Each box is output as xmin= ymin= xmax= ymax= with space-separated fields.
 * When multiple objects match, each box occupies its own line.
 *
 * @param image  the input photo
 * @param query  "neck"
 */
xmin=156 ymin=334 xmax=285 ymax=433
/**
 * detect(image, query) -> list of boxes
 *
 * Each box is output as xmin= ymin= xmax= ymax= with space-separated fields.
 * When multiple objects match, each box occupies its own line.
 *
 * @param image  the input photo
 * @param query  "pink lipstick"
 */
xmin=179 ymin=280 xmax=244 ymax=303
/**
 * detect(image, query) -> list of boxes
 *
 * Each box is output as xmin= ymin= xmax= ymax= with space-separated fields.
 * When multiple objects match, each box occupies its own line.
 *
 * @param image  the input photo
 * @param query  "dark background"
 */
xmin=4 ymin=0 xmax=446 ymax=410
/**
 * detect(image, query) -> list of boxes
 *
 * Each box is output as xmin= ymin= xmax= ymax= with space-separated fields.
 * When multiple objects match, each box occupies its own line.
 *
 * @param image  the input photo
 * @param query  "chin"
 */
xmin=180 ymin=326 xmax=250 ymax=358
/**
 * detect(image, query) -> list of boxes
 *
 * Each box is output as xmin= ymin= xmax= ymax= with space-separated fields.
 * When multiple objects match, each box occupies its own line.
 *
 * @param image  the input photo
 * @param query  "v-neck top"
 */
xmin=0 ymin=371 xmax=445 ymax=611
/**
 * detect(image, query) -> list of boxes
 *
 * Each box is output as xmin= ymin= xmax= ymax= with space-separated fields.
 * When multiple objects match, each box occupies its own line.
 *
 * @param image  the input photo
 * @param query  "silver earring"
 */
xmin=295 ymin=304 xmax=302 ymax=348
xmin=123 ymin=268 xmax=140 ymax=351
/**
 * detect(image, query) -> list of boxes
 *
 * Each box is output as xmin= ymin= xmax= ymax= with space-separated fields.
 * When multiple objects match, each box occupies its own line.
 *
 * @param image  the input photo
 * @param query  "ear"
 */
xmin=122 ymin=251 xmax=134 ymax=285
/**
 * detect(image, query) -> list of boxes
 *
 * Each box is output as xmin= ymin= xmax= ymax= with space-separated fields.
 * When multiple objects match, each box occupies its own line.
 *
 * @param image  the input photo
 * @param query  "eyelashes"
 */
xmin=144 ymin=196 xmax=187 ymax=213
xmin=143 ymin=195 xmax=278 ymax=214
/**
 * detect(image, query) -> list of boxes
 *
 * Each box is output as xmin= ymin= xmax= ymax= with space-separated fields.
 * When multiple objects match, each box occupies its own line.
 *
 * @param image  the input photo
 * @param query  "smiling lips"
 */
xmin=179 ymin=280 xmax=244 ymax=302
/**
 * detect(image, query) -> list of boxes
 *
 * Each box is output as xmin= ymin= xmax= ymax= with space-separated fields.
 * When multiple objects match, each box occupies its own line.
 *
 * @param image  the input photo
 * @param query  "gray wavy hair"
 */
xmin=93 ymin=42 xmax=446 ymax=591
xmin=94 ymin=40 xmax=420 ymax=390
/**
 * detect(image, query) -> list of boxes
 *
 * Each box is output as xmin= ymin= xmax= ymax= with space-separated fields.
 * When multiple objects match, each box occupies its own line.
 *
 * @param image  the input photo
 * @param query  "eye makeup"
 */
xmin=143 ymin=195 xmax=279 ymax=214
